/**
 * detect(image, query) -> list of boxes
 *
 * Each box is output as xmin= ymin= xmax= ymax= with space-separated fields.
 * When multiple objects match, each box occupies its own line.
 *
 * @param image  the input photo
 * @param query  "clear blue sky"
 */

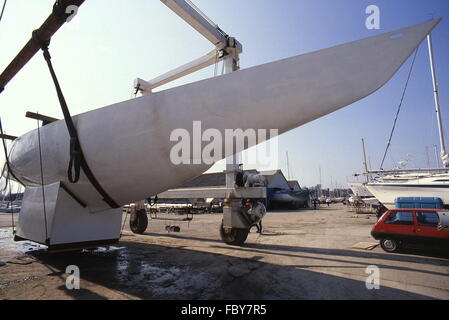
xmin=0 ymin=0 xmax=448 ymax=189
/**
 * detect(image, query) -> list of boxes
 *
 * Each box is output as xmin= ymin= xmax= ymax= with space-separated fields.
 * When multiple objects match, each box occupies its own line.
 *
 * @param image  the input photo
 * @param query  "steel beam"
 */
xmin=0 ymin=0 xmax=86 ymax=93
xmin=158 ymin=187 xmax=266 ymax=199
xmin=26 ymin=111 xmax=59 ymax=125
xmin=161 ymin=0 xmax=228 ymax=47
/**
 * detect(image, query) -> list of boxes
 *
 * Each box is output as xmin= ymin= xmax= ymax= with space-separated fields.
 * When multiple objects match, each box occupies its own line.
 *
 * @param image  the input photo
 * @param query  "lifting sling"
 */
xmin=33 ymin=33 xmax=119 ymax=209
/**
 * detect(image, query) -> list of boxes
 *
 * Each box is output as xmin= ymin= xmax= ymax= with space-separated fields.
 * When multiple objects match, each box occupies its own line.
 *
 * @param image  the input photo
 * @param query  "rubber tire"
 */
xmin=380 ymin=238 xmax=400 ymax=253
xmin=220 ymin=221 xmax=249 ymax=246
xmin=129 ymin=209 xmax=148 ymax=234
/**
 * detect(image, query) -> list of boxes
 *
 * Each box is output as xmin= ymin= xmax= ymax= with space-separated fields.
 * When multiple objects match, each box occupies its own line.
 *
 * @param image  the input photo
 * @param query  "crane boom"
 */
xmin=0 ymin=0 xmax=85 ymax=94
xmin=135 ymin=0 xmax=242 ymax=94
xmin=161 ymin=0 xmax=228 ymax=48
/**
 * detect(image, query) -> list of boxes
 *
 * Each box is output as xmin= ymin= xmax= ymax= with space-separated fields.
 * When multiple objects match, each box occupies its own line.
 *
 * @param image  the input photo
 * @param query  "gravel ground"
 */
xmin=0 ymin=204 xmax=448 ymax=300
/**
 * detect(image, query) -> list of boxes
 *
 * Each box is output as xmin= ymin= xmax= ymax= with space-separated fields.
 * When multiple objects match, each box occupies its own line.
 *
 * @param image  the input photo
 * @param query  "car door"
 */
xmin=383 ymin=211 xmax=417 ymax=241
xmin=416 ymin=211 xmax=449 ymax=242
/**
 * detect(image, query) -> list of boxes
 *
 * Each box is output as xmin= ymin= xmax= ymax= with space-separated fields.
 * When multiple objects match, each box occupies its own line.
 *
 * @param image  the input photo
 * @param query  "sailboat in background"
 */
xmin=367 ymin=34 xmax=449 ymax=209
xmin=269 ymin=153 xmax=311 ymax=207
xmin=347 ymin=139 xmax=380 ymax=206
xmin=271 ymin=180 xmax=311 ymax=207
xmin=347 ymin=182 xmax=378 ymax=204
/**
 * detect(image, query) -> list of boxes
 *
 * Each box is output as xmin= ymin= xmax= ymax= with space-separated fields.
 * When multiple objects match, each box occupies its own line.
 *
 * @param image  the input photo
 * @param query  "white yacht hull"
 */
xmin=366 ymin=183 xmax=449 ymax=209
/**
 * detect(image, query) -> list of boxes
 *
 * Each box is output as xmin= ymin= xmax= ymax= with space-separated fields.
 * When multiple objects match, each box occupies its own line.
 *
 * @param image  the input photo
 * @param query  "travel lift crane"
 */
xmin=130 ymin=0 xmax=267 ymax=244
xmin=0 ymin=0 xmax=439 ymax=250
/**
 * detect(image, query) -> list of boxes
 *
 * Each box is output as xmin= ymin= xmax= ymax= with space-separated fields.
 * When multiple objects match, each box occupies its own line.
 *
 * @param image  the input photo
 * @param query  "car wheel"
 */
xmin=380 ymin=238 xmax=400 ymax=253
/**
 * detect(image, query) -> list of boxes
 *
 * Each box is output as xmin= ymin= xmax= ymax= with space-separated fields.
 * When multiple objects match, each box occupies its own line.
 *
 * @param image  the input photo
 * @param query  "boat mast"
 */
xmin=361 ymin=138 xmax=369 ymax=183
xmin=286 ymin=151 xmax=291 ymax=180
xmin=427 ymin=33 xmax=449 ymax=168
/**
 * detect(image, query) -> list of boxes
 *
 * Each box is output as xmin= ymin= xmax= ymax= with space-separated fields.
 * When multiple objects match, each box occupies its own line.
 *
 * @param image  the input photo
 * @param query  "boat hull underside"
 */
xmin=8 ymin=19 xmax=441 ymax=212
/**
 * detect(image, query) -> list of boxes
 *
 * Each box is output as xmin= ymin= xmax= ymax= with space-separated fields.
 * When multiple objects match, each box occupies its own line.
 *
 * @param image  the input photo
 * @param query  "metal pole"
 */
xmin=361 ymin=138 xmax=369 ymax=183
xmin=319 ymin=166 xmax=322 ymax=197
xmin=427 ymin=34 xmax=448 ymax=167
xmin=433 ymin=144 xmax=440 ymax=168
xmin=224 ymin=53 xmax=240 ymax=188
xmin=286 ymin=151 xmax=291 ymax=180
xmin=330 ymin=176 xmax=333 ymax=197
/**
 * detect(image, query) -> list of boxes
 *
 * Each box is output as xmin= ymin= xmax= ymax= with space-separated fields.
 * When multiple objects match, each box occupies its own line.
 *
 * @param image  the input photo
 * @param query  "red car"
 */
xmin=371 ymin=209 xmax=449 ymax=253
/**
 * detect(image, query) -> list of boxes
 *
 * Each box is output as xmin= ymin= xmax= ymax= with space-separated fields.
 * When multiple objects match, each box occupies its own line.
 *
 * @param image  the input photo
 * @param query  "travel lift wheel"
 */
xmin=219 ymin=221 xmax=249 ymax=246
xmin=129 ymin=209 xmax=148 ymax=234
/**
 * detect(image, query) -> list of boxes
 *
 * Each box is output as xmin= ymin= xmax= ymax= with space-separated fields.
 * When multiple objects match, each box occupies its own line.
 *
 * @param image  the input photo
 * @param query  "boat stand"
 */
xmin=15 ymin=182 xmax=122 ymax=250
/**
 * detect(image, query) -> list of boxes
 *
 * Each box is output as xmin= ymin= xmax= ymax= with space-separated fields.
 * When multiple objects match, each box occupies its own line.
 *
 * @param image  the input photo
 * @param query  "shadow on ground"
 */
xmin=21 ymin=238 xmax=443 ymax=300
xmin=146 ymin=232 xmax=449 ymax=261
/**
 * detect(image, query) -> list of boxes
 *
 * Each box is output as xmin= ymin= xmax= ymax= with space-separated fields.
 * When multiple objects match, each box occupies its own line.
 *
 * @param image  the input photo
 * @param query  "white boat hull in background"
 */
xmin=367 ymin=179 xmax=449 ymax=209
xmin=348 ymin=182 xmax=375 ymax=198
xmin=348 ymin=196 xmax=379 ymax=206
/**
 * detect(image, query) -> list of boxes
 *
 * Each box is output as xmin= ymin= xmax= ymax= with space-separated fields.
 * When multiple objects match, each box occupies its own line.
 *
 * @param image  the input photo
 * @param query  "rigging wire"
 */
xmin=213 ymin=49 xmax=219 ymax=77
xmin=0 ymin=0 xmax=7 ymax=24
xmin=0 ymin=117 xmax=16 ymax=232
xmin=36 ymin=116 xmax=49 ymax=243
xmin=380 ymin=47 xmax=420 ymax=170
xmin=221 ymin=55 xmax=225 ymax=75
xmin=119 ymin=209 xmax=129 ymax=238
xmin=7 ymin=172 xmax=14 ymax=232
